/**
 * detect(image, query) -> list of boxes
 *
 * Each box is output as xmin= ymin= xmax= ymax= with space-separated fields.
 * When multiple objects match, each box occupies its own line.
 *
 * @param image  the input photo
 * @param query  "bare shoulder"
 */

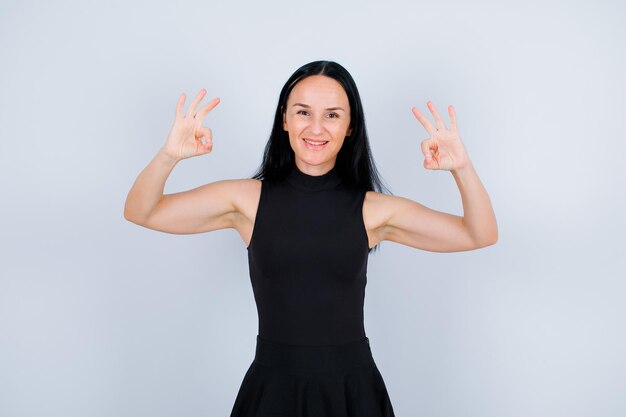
xmin=363 ymin=189 xmax=404 ymax=214
xmin=226 ymin=178 xmax=262 ymax=246
xmin=228 ymin=178 xmax=262 ymax=216
xmin=362 ymin=191 xmax=396 ymax=248
xmin=201 ymin=177 xmax=260 ymax=218
xmin=215 ymin=177 xmax=261 ymax=194
xmin=363 ymin=190 xmax=444 ymax=227
xmin=191 ymin=177 xmax=262 ymax=240
xmin=362 ymin=191 xmax=395 ymax=226
xmin=363 ymin=190 xmax=431 ymax=219
xmin=362 ymin=190 xmax=436 ymax=248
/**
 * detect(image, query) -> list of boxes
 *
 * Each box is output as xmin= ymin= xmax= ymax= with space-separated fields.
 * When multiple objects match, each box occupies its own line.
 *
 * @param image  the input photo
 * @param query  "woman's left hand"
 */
xmin=412 ymin=101 xmax=470 ymax=171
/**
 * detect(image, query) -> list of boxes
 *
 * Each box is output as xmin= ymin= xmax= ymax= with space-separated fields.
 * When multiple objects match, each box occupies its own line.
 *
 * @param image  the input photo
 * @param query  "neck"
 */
xmin=286 ymin=162 xmax=342 ymax=192
xmin=294 ymin=159 xmax=336 ymax=176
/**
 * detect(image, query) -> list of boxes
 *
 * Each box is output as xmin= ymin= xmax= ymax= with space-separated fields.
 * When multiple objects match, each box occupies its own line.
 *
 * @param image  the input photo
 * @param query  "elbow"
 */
xmin=124 ymin=196 xmax=164 ymax=226
xmin=485 ymin=234 xmax=498 ymax=247
xmin=489 ymin=224 xmax=499 ymax=245
xmin=468 ymin=228 xmax=498 ymax=249
xmin=463 ymin=221 xmax=498 ymax=250
xmin=123 ymin=204 xmax=135 ymax=222
xmin=478 ymin=230 xmax=498 ymax=248
xmin=123 ymin=206 xmax=131 ymax=221
xmin=123 ymin=207 xmax=147 ymax=226
xmin=123 ymin=210 xmax=138 ymax=224
xmin=123 ymin=198 xmax=153 ymax=225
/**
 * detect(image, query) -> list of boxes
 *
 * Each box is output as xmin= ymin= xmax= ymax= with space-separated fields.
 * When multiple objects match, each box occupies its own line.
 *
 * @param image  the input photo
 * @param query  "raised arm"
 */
xmin=364 ymin=101 xmax=498 ymax=253
xmin=124 ymin=89 xmax=249 ymax=235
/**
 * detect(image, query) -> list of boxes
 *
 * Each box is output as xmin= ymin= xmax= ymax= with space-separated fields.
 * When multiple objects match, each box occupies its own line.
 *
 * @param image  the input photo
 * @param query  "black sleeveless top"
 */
xmin=247 ymin=163 xmax=370 ymax=346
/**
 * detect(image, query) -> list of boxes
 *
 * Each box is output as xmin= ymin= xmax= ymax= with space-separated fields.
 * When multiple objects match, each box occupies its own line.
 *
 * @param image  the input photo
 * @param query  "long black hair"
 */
xmin=251 ymin=60 xmax=390 ymax=195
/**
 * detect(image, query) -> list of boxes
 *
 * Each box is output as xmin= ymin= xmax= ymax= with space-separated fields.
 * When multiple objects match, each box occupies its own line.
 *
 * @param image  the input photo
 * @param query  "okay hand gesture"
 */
xmin=412 ymin=101 xmax=470 ymax=171
xmin=162 ymin=89 xmax=220 ymax=162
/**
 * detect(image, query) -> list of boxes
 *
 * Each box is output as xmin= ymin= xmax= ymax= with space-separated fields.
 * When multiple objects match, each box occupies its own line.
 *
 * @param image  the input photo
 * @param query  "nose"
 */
xmin=309 ymin=116 xmax=323 ymax=136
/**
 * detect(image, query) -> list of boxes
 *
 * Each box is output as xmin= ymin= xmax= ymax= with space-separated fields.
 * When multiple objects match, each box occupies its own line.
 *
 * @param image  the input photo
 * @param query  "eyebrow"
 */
xmin=292 ymin=103 xmax=346 ymax=112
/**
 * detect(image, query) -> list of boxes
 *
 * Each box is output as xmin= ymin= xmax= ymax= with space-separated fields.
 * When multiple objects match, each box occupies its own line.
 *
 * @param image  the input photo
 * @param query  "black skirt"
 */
xmin=229 ymin=335 xmax=396 ymax=417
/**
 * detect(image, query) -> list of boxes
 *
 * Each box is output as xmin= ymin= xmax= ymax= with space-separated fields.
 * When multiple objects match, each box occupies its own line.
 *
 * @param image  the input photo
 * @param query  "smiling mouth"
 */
xmin=303 ymin=138 xmax=329 ymax=146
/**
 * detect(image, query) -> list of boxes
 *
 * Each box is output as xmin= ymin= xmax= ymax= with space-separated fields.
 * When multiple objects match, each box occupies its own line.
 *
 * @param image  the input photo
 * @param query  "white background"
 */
xmin=1 ymin=0 xmax=624 ymax=416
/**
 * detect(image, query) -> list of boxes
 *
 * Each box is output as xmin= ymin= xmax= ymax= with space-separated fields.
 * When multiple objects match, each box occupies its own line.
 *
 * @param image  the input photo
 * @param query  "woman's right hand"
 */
xmin=161 ymin=89 xmax=220 ymax=162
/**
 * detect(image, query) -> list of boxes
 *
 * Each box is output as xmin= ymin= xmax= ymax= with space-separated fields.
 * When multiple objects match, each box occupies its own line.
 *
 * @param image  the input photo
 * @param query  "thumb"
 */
xmin=197 ymin=126 xmax=213 ymax=153
xmin=420 ymin=138 xmax=435 ymax=165
xmin=423 ymin=155 xmax=437 ymax=170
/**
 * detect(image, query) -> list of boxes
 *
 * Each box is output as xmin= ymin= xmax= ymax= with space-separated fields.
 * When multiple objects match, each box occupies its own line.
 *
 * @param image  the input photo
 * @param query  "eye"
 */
xmin=328 ymin=112 xmax=339 ymax=119
xmin=297 ymin=110 xmax=309 ymax=116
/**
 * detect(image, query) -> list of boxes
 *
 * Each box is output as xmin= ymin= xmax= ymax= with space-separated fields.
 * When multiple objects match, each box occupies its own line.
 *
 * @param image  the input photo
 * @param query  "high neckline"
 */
xmin=285 ymin=164 xmax=343 ymax=192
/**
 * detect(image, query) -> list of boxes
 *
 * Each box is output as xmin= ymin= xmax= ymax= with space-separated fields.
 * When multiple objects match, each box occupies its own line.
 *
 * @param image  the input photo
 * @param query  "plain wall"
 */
xmin=1 ymin=0 xmax=624 ymax=416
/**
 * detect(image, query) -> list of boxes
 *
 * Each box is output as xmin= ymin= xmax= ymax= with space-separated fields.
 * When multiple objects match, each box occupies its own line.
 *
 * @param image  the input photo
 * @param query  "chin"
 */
xmin=298 ymin=155 xmax=336 ymax=167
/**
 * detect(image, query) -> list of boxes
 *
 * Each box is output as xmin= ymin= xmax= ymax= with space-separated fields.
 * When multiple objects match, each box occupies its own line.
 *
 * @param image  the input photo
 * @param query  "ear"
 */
xmin=283 ymin=112 xmax=287 ymax=131
xmin=346 ymin=127 xmax=352 ymax=136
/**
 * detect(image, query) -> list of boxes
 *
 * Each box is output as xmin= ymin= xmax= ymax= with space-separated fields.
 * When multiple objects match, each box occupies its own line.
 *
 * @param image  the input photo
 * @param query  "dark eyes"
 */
xmin=296 ymin=110 xmax=339 ymax=119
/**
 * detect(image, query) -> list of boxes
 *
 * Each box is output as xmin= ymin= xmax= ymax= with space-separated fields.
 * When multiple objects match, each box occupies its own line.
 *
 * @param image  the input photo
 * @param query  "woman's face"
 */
xmin=283 ymin=75 xmax=352 ymax=175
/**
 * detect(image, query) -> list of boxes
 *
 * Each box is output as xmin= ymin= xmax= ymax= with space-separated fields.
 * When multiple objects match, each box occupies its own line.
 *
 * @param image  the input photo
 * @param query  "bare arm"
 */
xmin=366 ymin=161 xmax=497 ymax=253
xmin=124 ymin=88 xmax=237 ymax=233
xmin=123 ymin=147 xmax=244 ymax=234
xmin=450 ymin=161 xmax=498 ymax=247
xmin=365 ymin=101 xmax=497 ymax=253
xmin=123 ymin=147 xmax=180 ymax=224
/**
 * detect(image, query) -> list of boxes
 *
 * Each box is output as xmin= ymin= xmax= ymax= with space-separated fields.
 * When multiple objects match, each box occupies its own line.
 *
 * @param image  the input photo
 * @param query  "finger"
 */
xmin=420 ymin=140 xmax=438 ymax=170
xmin=423 ymin=157 xmax=438 ymax=170
xmin=204 ymin=128 xmax=214 ymax=153
xmin=196 ymin=126 xmax=213 ymax=146
xmin=427 ymin=101 xmax=446 ymax=130
xmin=411 ymin=106 xmax=437 ymax=136
xmin=420 ymin=138 xmax=435 ymax=161
xmin=449 ymin=105 xmax=457 ymax=132
xmin=186 ymin=88 xmax=207 ymax=118
xmin=195 ymin=97 xmax=221 ymax=122
xmin=175 ymin=93 xmax=186 ymax=119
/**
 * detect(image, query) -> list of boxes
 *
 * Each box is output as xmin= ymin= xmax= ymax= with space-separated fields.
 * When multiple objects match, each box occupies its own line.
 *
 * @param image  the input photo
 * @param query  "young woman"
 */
xmin=124 ymin=60 xmax=498 ymax=416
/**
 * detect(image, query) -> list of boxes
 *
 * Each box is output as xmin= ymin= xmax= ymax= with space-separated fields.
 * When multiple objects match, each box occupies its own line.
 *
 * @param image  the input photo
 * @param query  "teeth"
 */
xmin=304 ymin=139 xmax=328 ymax=146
